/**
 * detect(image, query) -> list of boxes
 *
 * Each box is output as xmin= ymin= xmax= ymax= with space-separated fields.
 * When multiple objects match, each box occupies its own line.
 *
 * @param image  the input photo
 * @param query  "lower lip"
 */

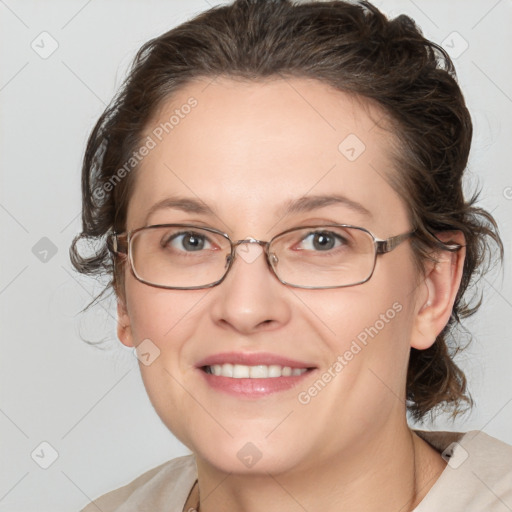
xmin=198 ymin=368 xmax=315 ymax=398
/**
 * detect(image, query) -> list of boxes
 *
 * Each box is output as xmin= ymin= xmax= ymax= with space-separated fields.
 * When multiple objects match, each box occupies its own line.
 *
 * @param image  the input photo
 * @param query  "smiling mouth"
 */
xmin=202 ymin=364 xmax=313 ymax=378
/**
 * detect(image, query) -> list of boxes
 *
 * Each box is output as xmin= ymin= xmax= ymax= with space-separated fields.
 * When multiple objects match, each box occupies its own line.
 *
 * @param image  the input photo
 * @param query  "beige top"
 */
xmin=80 ymin=430 xmax=512 ymax=512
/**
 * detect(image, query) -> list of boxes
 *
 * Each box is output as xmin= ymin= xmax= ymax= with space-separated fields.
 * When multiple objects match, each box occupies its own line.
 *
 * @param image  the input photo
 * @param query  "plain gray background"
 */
xmin=1 ymin=1 xmax=511 ymax=511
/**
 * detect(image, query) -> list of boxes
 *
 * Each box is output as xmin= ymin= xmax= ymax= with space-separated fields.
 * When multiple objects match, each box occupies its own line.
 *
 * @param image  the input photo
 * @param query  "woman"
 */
xmin=71 ymin=0 xmax=511 ymax=510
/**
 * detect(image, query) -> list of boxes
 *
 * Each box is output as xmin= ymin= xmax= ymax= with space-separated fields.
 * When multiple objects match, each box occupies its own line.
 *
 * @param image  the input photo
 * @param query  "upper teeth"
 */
xmin=206 ymin=364 xmax=308 ymax=378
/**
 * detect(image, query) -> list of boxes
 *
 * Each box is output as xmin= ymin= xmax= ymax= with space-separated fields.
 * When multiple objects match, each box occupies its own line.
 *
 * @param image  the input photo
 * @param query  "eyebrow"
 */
xmin=279 ymin=194 xmax=372 ymax=218
xmin=145 ymin=197 xmax=214 ymax=223
xmin=144 ymin=193 xmax=371 ymax=225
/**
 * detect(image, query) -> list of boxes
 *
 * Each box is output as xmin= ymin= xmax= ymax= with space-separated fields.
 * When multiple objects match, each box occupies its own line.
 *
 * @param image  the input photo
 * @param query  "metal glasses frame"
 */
xmin=107 ymin=223 xmax=416 ymax=290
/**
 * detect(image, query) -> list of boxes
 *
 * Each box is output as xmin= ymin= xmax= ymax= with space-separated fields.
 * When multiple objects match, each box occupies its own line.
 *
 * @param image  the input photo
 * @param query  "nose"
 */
xmin=209 ymin=241 xmax=292 ymax=335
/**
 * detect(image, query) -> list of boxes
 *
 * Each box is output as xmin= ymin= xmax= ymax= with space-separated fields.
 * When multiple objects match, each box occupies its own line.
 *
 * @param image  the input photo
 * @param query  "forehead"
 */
xmin=128 ymin=76 xmax=407 ymax=233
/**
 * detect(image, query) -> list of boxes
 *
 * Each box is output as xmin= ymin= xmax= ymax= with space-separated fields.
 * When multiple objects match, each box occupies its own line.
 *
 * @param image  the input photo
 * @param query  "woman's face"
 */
xmin=118 ymin=77 xmax=425 ymax=474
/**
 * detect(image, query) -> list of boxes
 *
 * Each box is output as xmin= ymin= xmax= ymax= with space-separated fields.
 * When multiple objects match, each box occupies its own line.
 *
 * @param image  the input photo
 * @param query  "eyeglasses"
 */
xmin=107 ymin=224 xmax=416 ymax=290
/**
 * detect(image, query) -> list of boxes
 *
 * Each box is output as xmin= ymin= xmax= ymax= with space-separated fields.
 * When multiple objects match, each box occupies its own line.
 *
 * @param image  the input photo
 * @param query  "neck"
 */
xmin=190 ymin=421 xmax=446 ymax=512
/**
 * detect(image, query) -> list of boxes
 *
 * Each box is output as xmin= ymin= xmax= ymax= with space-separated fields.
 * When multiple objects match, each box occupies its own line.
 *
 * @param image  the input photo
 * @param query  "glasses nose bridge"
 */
xmin=230 ymin=237 xmax=270 ymax=258
xmin=232 ymin=237 xmax=268 ymax=250
xmin=228 ymin=237 xmax=275 ymax=269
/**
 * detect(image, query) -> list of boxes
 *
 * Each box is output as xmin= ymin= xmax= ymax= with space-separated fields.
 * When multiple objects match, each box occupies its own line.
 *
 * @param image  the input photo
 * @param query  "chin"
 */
xmin=189 ymin=433 xmax=311 ymax=476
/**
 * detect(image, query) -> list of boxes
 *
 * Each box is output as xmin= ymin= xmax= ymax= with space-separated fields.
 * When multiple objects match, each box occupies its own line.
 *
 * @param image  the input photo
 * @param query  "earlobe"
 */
xmin=117 ymin=297 xmax=135 ymax=347
xmin=410 ymin=231 xmax=466 ymax=350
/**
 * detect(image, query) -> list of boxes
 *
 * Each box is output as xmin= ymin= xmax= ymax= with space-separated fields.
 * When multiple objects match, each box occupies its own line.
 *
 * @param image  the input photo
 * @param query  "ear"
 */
xmin=410 ymin=231 xmax=466 ymax=350
xmin=117 ymin=296 xmax=135 ymax=348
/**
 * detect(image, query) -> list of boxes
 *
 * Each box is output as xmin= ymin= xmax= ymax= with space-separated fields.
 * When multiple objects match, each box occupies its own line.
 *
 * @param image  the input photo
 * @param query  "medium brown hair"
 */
xmin=70 ymin=0 xmax=503 ymax=420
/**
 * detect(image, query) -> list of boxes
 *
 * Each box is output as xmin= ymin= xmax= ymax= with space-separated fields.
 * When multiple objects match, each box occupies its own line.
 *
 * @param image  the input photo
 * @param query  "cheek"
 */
xmin=298 ymin=252 xmax=417 ymax=394
xmin=123 ymin=277 xmax=212 ymax=443
xmin=301 ymin=285 xmax=410 ymax=360
xmin=122 ymin=275 xmax=206 ymax=380
xmin=273 ymin=284 xmax=413 ymax=460
xmin=124 ymin=274 xmax=207 ymax=345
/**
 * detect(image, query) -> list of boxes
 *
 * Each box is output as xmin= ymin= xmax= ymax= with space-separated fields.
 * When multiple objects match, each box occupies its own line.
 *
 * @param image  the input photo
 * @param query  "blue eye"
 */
xmin=300 ymin=231 xmax=344 ymax=251
xmin=164 ymin=231 xmax=213 ymax=252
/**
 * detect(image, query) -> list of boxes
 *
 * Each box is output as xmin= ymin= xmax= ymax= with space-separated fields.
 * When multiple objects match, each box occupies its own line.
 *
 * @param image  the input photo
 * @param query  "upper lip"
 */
xmin=196 ymin=352 xmax=316 ymax=369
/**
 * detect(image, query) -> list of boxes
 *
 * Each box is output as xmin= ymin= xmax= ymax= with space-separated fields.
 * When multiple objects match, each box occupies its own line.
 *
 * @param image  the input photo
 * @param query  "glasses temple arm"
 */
xmin=107 ymin=233 xmax=128 ymax=254
xmin=375 ymin=231 xmax=415 ymax=254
